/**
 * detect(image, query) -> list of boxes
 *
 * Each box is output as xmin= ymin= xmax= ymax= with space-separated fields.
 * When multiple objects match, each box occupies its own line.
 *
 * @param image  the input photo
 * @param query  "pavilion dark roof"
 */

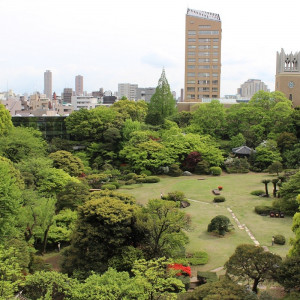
xmin=232 ymin=146 xmax=255 ymax=155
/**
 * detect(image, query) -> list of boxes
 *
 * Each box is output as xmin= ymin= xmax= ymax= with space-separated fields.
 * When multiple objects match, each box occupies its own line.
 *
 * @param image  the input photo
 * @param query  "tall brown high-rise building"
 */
xmin=184 ymin=8 xmax=222 ymax=102
xmin=75 ymin=75 xmax=83 ymax=96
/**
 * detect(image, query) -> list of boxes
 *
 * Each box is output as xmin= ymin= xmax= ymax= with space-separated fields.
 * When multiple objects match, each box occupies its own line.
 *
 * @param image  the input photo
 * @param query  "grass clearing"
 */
xmin=119 ymin=173 xmax=294 ymax=273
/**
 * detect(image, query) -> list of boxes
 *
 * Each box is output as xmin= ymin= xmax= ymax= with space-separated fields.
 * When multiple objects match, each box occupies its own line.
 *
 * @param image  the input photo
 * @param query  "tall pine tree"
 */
xmin=146 ymin=69 xmax=176 ymax=125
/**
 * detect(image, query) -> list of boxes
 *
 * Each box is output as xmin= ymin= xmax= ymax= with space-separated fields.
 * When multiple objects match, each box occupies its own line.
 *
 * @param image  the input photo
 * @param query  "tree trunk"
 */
xmin=273 ymin=183 xmax=277 ymax=197
xmin=264 ymin=183 xmax=269 ymax=197
xmin=252 ymin=278 xmax=259 ymax=294
xmin=42 ymin=224 xmax=51 ymax=254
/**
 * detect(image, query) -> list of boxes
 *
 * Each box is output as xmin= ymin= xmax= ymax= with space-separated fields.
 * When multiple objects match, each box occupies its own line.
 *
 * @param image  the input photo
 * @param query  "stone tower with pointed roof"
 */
xmin=275 ymin=49 xmax=300 ymax=107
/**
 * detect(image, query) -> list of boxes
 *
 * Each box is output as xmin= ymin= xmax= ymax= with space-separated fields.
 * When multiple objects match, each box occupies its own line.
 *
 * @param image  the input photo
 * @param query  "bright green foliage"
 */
xmin=132 ymin=257 xmax=185 ymax=300
xmin=0 ymin=103 xmax=13 ymax=136
xmin=0 ymin=127 xmax=47 ymax=163
xmin=270 ymin=101 xmax=294 ymax=134
xmin=48 ymin=209 xmax=77 ymax=244
xmin=283 ymin=144 xmax=300 ymax=169
xmin=277 ymin=132 xmax=298 ymax=153
xmin=120 ymin=139 xmax=175 ymax=172
xmin=273 ymin=255 xmax=300 ymax=292
xmin=49 ymin=150 xmax=84 ymax=176
xmin=229 ymin=133 xmax=246 ymax=149
xmin=225 ymin=244 xmax=282 ymax=293
xmin=190 ymin=100 xmax=226 ymax=137
xmin=249 ymin=90 xmax=290 ymax=110
xmin=0 ymin=156 xmax=24 ymax=189
xmin=207 ymin=215 xmax=232 ymax=236
xmin=23 ymin=271 xmax=77 ymax=300
xmin=0 ymin=160 xmax=21 ymax=241
xmin=168 ymin=111 xmax=193 ymax=128
xmin=289 ymin=195 xmax=300 ymax=256
xmin=56 ymin=181 xmax=90 ymax=211
xmin=0 ymin=246 xmax=24 ymax=299
xmin=273 ymin=171 xmax=300 ymax=215
xmin=77 ymin=268 xmax=145 ymax=300
xmin=62 ymin=196 xmax=139 ymax=275
xmin=147 ymin=69 xmax=176 ymax=121
xmin=181 ymin=278 xmax=252 ymax=300
xmin=36 ymin=167 xmax=78 ymax=196
xmin=136 ymin=199 xmax=189 ymax=258
xmin=112 ymin=99 xmax=148 ymax=122
xmin=65 ymin=106 xmax=122 ymax=141
xmin=89 ymin=190 xmax=136 ymax=205
xmin=253 ymin=141 xmax=282 ymax=171
xmin=210 ymin=166 xmax=222 ymax=176
xmin=121 ymin=119 xmax=143 ymax=141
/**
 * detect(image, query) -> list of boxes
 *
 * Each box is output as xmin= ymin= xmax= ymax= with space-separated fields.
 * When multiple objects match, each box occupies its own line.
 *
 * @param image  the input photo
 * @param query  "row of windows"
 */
xmin=187 ymin=65 xmax=219 ymax=69
xmin=186 ymin=94 xmax=219 ymax=99
xmin=188 ymin=38 xmax=219 ymax=43
xmin=187 ymin=87 xmax=219 ymax=92
xmin=187 ymin=80 xmax=219 ymax=85
xmin=198 ymin=45 xmax=219 ymax=49
xmin=187 ymin=73 xmax=219 ymax=77
xmin=188 ymin=30 xmax=219 ymax=35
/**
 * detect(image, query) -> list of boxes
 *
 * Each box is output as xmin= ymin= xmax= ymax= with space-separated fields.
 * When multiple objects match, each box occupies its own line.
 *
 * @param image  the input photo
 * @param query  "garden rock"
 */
xmin=183 ymin=171 xmax=192 ymax=176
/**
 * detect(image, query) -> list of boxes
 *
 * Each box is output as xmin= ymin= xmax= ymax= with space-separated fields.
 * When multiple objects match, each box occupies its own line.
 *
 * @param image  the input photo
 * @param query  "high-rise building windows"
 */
xmin=185 ymin=8 xmax=221 ymax=101
xmin=44 ymin=70 xmax=52 ymax=100
xmin=187 ymin=65 xmax=196 ymax=69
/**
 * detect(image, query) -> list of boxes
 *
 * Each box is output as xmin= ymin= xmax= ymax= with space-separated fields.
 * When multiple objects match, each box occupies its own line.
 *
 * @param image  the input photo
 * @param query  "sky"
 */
xmin=0 ymin=0 xmax=299 ymax=97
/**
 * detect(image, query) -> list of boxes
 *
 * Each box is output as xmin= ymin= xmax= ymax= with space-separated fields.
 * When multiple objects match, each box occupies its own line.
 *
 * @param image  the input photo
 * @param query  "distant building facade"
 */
xmin=118 ymin=83 xmax=138 ymax=100
xmin=136 ymin=87 xmax=156 ymax=102
xmin=71 ymin=95 xmax=99 ymax=110
xmin=44 ymin=70 xmax=52 ymax=100
xmin=62 ymin=88 xmax=73 ymax=103
xmin=237 ymin=79 xmax=269 ymax=98
xmin=75 ymin=75 xmax=83 ymax=96
xmin=276 ymin=48 xmax=300 ymax=107
xmin=184 ymin=8 xmax=222 ymax=101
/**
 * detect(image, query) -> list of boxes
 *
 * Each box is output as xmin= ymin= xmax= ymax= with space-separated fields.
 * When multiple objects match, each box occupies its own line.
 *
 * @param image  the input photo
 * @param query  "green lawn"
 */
xmin=119 ymin=173 xmax=294 ymax=274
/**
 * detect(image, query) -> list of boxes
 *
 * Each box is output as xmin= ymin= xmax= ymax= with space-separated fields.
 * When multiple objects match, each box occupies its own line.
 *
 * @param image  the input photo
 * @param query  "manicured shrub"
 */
xmin=140 ymin=176 xmax=160 ymax=183
xmin=254 ymin=205 xmax=273 ymax=215
xmin=251 ymin=190 xmax=265 ymax=196
xmin=166 ymin=191 xmax=186 ymax=202
xmin=168 ymin=164 xmax=182 ymax=177
xmin=210 ymin=166 xmax=222 ymax=176
xmin=109 ymin=181 xmax=121 ymax=189
xmin=195 ymin=160 xmax=210 ymax=175
xmin=101 ymin=184 xmax=116 ymax=190
xmin=213 ymin=196 xmax=225 ymax=203
xmin=274 ymin=234 xmax=286 ymax=245
xmin=125 ymin=179 xmax=136 ymax=185
xmin=140 ymin=170 xmax=152 ymax=176
xmin=123 ymin=173 xmax=137 ymax=180
xmin=207 ymin=215 xmax=232 ymax=236
xmin=178 ymin=275 xmax=191 ymax=291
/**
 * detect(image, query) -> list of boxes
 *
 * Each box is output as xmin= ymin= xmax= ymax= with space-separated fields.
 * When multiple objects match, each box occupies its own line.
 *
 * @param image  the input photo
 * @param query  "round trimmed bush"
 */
xmin=140 ymin=176 xmax=160 ymax=183
xmin=140 ymin=170 xmax=152 ymax=176
xmin=125 ymin=179 xmax=136 ymax=185
xmin=110 ymin=181 xmax=121 ymax=189
xmin=210 ymin=166 xmax=222 ymax=176
xmin=101 ymin=184 xmax=116 ymax=190
xmin=168 ymin=164 xmax=182 ymax=177
xmin=213 ymin=196 xmax=225 ymax=203
xmin=274 ymin=234 xmax=286 ymax=245
xmin=255 ymin=205 xmax=273 ymax=215
xmin=251 ymin=190 xmax=265 ymax=196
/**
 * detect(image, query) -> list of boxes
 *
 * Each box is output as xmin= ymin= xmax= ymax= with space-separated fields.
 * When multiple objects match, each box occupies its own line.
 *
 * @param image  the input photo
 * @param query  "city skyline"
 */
xmin=0 ymin=0 xmax=299 ymax=97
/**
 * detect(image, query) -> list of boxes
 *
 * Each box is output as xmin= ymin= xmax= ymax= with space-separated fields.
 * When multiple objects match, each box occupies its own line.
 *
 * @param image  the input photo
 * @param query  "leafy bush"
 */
xmin=168 ymin=164 xmax=182 ymax=177
xmin=101 ymin=184 xmax=116 ymax=190
xmin=125 ymin=179 xmax=136 ymax=185
xmin=123 ymin=173 xmax=137 ymax=180
xmin=177 ymin=275 xmax=190 ymax=291
xmin=251 ymin=190 xmax=265 ymax=196
xmin=166 ymin=191 xmax=186 ymax=202
xmin=254 ymin=205 xmax=273 ymax=215
xmin=140 ymin=170 xmax=152 ymax=176
xmin=110 ymin=181 xmax=121 ymax=189
xmin=195 ymin=160 xmax=210 ymax=175
xmin=274 ymin=234 xmax=286 ymax=245
xmin=210 ymin=166 xmax=222 ymax=176
xmin=140 ymin=176 xmax=160 ymax=183
xmin=213 ymin=196 xmax=225 ymax=203
xmin=207 ymin=215 xmax=232 ymax=236
xmin=174 ymin=251 xmax=208 ymax=266
xmin=224 ymin=157 xmax=250 ymax=174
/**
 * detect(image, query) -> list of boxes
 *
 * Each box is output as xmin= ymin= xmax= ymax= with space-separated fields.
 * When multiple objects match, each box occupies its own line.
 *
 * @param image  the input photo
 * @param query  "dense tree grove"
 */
xmin=0 ymin=87 xmax=300 ymax=298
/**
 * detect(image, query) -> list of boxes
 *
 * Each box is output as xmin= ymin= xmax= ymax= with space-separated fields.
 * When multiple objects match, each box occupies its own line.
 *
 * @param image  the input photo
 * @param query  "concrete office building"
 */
xmin=118 ymin=83 xmax=138 ymax=100
xmin=44 ymin=70 xmax=52 ymax=100
xmin=136 ymin=87 xmax=156 ymax=102
xmin=276 ymin=48 xmax=300 ymax=107
xmin=184 ymin=8 xmax=222 ymax=102
xmin=62 ymin=88 xmax=73 ymax=104
xmin=237 ymin=79 xmax=269 ymax=98
xmin=75 ymin=75 xmax=83 ymax=96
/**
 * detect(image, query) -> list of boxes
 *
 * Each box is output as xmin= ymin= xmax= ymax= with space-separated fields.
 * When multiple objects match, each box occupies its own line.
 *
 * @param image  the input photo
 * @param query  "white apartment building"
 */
xmin=118 ymin=83 xmax=138 ymax=100
xmin=71 ymin=95 xmax=99 ymax=110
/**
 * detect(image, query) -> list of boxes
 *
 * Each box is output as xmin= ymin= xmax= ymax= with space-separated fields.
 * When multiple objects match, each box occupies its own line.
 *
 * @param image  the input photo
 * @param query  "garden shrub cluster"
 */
xmin=196 ymin=271 xmax=218 ymax=283
xmin=224 ymin=157 xmax=250 ymax=174
xmin=251 ymin=190 xmax=265 ymax=196
xmin=213 ymin=196 xmax=225 ymax=203
xmin=123 ymin=173 xmax=160 ymax=185
xmin=210 ymin=166 xmax=222 ymax=176
xmin=168 ymin=164 xmax=183 ymax=177
xmin=101 ymin=184 xmax=117 ymax=190
xmin=175 ymin=251 xmax=208 ymax=266
xmin=254 ymin=205 xmax=273 ymax=215
xmin=274 ymin=234 xmax=286 ymax=245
